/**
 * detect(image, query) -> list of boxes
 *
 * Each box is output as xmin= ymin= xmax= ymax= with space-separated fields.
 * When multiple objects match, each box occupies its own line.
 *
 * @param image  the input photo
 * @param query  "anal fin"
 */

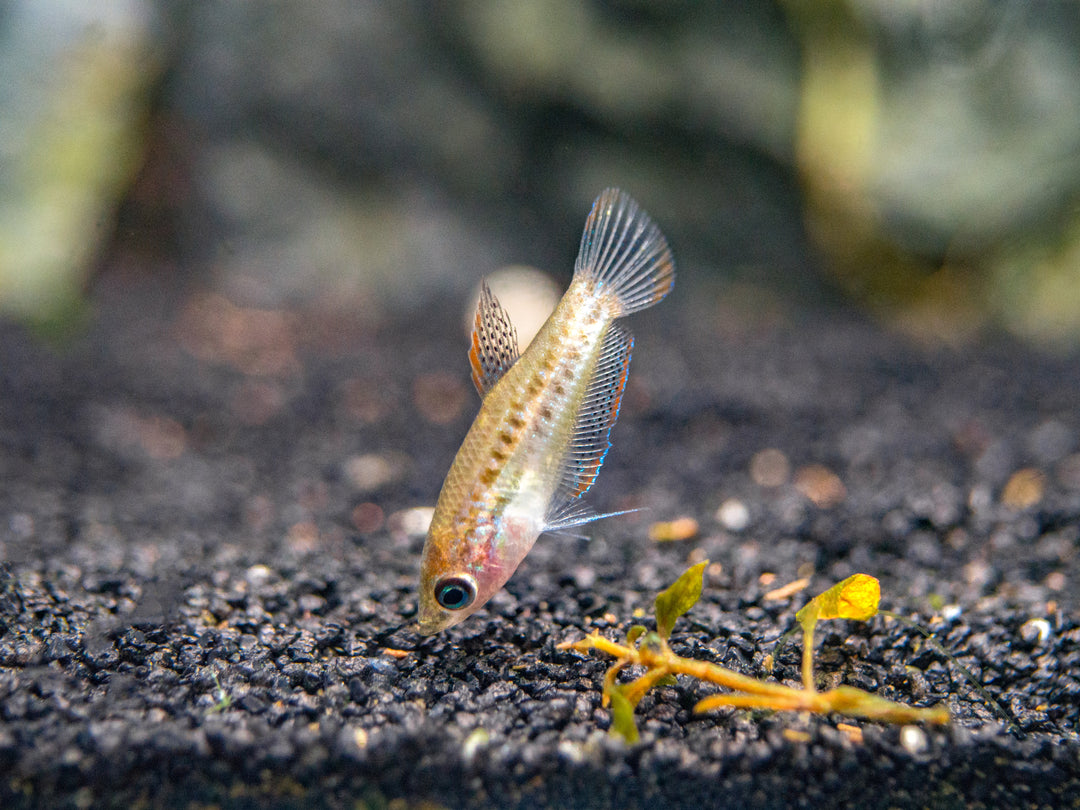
xmin=553 ymin=323 xmax=634 ymax=504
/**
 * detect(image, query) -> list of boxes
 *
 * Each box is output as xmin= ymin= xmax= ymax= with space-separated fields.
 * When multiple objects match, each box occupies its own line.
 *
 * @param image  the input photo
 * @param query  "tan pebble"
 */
xmin=413 ymin=372 xmax=468 ymax=425
xmin=175 ymin=292 xmax=298 ymax=376
xmin=648 ymin=516 xmax=699 ymax=542
xmin=344 ymin=453 xmax=402 ymax=492
xmin=763 ymin=577 xmax=810 ymax=602
xmin=351 ymin=502 xmax=385 ymax=533
xmin=287 ymin=521 xmax=319 ymax=552
xmin=137 ymin=415 xmax=188 ymax=459
xmin=750 ymin=448 xmax=790 ymax=487
xmin=461 ymin=728 xmax=491 ymax=763
xmin=340 ymin=377 xmax=392 ymax=424
xmin=837 ymin=723 xmax=863 ymax=744
xmin=1001 ymin=467 xmax=1045 ymax=509
xmin=794 ymin=465 xmax=847 ymax=508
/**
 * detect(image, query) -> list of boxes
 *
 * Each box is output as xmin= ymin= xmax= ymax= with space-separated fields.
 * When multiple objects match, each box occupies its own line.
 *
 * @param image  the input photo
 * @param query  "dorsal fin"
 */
xmin=551 ymin=322 xmax=634 ymax=507
xmin=468 ymin=281 xmax=520 ymax=396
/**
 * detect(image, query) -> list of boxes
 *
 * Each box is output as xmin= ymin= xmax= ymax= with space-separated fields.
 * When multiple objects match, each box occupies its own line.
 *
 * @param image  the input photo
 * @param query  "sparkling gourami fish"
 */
xmin=416 ymin=188 xmax=675 ymax=635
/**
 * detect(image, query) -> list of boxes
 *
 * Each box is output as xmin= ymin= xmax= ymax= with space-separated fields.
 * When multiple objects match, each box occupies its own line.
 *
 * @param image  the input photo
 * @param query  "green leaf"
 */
xmin=626 ymin=625 xmax=647 ymax=646
xmin=639 ymin=631 xmax=664 ymax=653
xmin=608 ymin=686 xmax=640 ymax=743
xmin=654 ymin=560 xmax=708 ymax=640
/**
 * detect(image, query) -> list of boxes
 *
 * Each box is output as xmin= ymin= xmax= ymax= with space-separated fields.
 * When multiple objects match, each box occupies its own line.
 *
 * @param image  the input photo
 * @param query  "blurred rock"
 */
xmin=0 ymin=1 xmax=160 ymax=329
xmin=8 ymin=1 xmax=1080 ymax=348
xmin=161 ymin=0 xmax=812 ymax=316
xmin=785 ymin=0 xmax=1080 ymax=344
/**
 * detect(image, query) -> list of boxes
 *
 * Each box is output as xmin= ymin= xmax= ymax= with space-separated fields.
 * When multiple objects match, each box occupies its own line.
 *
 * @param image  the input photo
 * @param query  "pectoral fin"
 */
xmin=468 ymin=281 xmax=520 ymax=396
xmin=544 ymin=499 xmax=641 ymax=538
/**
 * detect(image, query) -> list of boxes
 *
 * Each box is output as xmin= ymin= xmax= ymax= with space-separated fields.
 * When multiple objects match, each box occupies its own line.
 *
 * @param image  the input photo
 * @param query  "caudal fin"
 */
xmin=573 ymin=188 xmax=675 ymax=317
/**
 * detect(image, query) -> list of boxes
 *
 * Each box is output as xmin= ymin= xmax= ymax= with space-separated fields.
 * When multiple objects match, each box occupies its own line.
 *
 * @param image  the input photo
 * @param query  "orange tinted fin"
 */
xmin=468 ymin=281 xmax=520 ymax=396
xmin=573 ymin=188 xmax=675 ymax=317
xmin=552 ymin=323 xmax=633 ymax=504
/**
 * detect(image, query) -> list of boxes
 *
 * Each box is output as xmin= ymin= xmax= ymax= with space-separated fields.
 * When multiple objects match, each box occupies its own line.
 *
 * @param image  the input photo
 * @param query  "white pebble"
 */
xmin=461 ymin=728 xmax=490 ymax=763
xmin=344 ymin=453 xmax=399 ymax=492
xmin=941 ymin=604 xmax=963 ymax=622
xmin=967 ymin=485 xmax=993 ymax=513
xmin=390 ymin=507 xmax=435 ymax=537
xmin=1021 ymin=617 xmax=1052 ymax=645
xmin=900 ymin=725 xmax=928 ymax=756
xmin=716 ymin=498 xmax=750 ymax=532
xmin=245 ymin=564 xmax=274 ymax=586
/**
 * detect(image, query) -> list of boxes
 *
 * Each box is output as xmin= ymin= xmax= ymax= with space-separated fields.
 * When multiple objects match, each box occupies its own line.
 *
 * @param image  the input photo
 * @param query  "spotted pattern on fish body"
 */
xmin=417 ymin=188 xmax=675 ymax=635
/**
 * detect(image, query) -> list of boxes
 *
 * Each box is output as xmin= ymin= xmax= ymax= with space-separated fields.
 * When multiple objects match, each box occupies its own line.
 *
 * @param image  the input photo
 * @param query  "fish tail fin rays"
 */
xmin=573 ymin=188 xmax=675 ymax=317
xmin=552 ymin=323 xmax=633 ymax=504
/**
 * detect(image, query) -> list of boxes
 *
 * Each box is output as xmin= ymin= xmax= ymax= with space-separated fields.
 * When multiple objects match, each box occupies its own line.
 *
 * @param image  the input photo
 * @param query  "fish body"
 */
xmin=417 ymin=189 xmax=675 ymax=635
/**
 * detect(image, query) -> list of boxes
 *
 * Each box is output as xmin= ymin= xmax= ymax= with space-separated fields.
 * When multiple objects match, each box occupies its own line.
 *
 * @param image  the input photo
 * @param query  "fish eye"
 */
xmin=434 ymin=575 xmax=477 ymax=611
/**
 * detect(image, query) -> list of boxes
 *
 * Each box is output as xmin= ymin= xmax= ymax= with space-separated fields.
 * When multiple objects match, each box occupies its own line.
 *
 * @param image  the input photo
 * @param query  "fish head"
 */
xmin=415 ymin=567 xmax=491 ymax=636
xmin=416 ymin=510 xmax=542 ymax=635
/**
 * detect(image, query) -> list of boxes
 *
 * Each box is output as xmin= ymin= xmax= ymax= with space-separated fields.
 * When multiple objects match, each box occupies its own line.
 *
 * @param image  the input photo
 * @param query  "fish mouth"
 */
xmin=416 ymin=597 xmax=481 ymax=635
xmin=414 ymin=617 xmax=444 ymax=636
xmin=415 ymin=606 xmax=455 ymax=636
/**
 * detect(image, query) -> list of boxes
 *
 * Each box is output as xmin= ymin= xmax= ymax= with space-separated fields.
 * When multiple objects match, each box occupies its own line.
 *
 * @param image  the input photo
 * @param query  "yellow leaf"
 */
xmin=655 ymin=560 xmax=708 ymax=640
xmin=834 ymin=574 xmax=881 ymax=621
xmin=798 ymin=574 xmax=880 ymax=626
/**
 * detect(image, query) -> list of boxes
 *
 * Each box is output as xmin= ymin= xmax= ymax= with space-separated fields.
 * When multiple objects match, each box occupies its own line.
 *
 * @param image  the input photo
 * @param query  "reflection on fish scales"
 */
xmin=417 ymin=188 xmax=675 ymax=635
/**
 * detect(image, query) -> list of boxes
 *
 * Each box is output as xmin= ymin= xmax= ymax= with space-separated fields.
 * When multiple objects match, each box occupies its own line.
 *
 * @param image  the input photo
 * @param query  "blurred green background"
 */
xmin=2 ymin=0 xmax=1079 ymax=346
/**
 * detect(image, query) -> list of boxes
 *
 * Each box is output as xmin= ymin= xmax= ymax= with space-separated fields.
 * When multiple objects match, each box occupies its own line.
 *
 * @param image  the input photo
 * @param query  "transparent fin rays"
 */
xmin=573 ymin=188 xmax=675 ymax=316
xmin=552 ymin=322 xmax=633 ymax=505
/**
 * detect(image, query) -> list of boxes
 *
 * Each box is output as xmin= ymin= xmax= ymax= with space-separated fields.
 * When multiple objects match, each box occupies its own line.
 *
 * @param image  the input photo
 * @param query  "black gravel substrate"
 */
xmin=2 ymin=275 xmax=1079 ymax=809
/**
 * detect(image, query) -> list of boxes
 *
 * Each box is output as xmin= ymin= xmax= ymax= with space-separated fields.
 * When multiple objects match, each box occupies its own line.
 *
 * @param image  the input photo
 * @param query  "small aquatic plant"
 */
xmin=559 ymin=562 xmax=949 ymax=742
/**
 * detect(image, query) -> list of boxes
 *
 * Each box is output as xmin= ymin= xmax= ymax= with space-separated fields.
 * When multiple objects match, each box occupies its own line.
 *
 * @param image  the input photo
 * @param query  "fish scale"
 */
xmin=417 ymin=188 xmax=675 ymax=634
